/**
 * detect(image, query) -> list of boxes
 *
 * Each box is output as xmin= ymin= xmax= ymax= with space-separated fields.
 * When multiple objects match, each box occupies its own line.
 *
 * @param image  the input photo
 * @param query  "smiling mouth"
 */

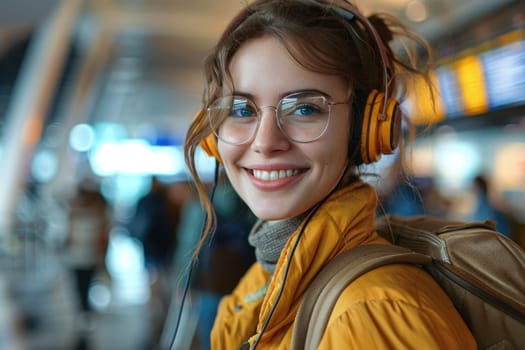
xmin=251 ymin=169 xmax=304 ymax=181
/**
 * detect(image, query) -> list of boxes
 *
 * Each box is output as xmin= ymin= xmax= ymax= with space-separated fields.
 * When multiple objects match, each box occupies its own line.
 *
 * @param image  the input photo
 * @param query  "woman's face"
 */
xmin=218 ymin=35 xmax=351 ymax=221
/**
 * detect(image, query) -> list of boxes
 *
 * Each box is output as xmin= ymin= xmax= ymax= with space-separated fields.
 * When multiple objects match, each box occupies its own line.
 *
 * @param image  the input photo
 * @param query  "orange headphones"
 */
xmin=200 ymin=126 xmax=222 ymax=163
xmin=197 ymin=0 xmax=401 ymax=165
xmin=359 ymin=89 xmax=401 ymax=164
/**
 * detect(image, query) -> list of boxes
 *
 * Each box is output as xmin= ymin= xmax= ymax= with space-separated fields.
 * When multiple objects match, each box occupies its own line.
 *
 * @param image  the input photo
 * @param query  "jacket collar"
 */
xmin=254 ymin=180 xmax=381 ymax=341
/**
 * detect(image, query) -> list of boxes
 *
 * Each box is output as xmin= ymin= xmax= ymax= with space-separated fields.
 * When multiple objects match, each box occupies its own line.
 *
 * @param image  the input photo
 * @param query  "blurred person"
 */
xmin=380 ymin=178 xmax=425 ymax=217
xmin=129 ymin=176 xmax=181 ymax=346
xmin=185 ymin=178 xmax=256 ymax=350
xmin=183 ymin=1 xmax=476 ymax=349
xmin=64 ymin=179 xmax=110 ymax=347
xmin=381 ymin=175 xmax=452 ymax=218
xmin=469 ymin=174 xmax=511 ymax=237
xmin=376 ymin=156 xmax=425 ymax=217
xmin=131 ymin=177 xmax=178 ymax=272
xmin=377 ymin=156 xmax=450 ymax=219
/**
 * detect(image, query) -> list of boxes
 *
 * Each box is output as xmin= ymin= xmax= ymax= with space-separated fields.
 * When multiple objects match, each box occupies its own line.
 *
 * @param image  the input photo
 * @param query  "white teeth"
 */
xmin=252 ymin=169 xmax=300 ymax=181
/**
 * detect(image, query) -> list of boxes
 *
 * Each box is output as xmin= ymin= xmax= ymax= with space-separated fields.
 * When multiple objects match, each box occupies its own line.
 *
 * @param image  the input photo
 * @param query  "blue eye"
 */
xmin=280 ymin=94 xmax=327 ymax=119
xmin=232 ymin=106 xmax=255 ymax=117
xmin=294 ymin=104 xmax=319 ymax=116
xmin=231 ymin=99 xmax=256 ymax=118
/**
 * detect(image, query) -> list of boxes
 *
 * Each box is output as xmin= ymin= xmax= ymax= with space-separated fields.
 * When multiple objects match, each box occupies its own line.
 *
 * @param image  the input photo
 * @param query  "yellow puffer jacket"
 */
xmin=211 ymin=182 xmax=476 ymax=350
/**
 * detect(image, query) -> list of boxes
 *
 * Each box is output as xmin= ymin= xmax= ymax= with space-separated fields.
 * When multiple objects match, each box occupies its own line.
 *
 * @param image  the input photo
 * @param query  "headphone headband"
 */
xmin=319 ymin=0 xmax=391 ymax=70
xmin=317 ymin=0 xmax=391 ymax=118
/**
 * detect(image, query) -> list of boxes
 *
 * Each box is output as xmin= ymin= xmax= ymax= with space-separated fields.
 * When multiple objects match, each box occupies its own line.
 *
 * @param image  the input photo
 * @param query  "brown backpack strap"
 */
xmin=291 ymin=244 xmax=431 ymax=350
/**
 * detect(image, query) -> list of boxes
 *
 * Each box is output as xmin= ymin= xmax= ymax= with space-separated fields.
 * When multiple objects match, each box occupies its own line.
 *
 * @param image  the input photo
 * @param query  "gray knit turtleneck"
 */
xmin=248 ymin=214 xmax=306 ymax=274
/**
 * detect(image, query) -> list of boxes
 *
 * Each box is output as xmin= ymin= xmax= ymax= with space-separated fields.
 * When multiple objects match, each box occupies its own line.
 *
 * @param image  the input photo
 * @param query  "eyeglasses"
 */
xmin=207 ymin=91 xmax=348 ymax=145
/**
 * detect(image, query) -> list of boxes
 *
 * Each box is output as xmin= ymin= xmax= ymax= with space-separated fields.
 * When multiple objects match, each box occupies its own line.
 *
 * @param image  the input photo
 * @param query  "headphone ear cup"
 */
xmin=195 ymin=108 xmax=222 ymax=163
xmin=379 ymin=98 xmax=401 ymax=154
xmin=200 ymin=134 xmax=222 ymax=163
xmin=361 ymin=90 xmax=381 ymax=164
xmin=360 ymin=90 xmax=401 ymax=164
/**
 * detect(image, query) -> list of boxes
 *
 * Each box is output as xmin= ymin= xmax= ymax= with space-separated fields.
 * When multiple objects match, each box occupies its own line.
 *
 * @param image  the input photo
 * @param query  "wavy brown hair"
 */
xmin=184 ymin=0 xmax=434 ymax=255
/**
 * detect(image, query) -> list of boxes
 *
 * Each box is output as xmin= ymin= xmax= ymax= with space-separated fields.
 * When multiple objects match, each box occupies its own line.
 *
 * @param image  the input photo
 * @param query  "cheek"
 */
xmin=323 ymin=119 xmax=351 ymax=163
xmin=305 ymin=133 xmax=349 ymax=179
xmin=218 ymin=142 xmax=240 ymax=161
xmin=218 ymin=142 xmax=245 ymax=174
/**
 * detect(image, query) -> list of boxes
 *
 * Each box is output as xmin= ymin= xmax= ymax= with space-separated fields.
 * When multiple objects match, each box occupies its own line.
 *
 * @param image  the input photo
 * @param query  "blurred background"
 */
xmin=0 ymin=0 xmax=524 ymax=349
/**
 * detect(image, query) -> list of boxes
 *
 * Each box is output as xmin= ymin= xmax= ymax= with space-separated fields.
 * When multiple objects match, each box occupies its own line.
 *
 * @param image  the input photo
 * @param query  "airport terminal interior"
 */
xmin=0 ymin=0 xmax=524 ymax=349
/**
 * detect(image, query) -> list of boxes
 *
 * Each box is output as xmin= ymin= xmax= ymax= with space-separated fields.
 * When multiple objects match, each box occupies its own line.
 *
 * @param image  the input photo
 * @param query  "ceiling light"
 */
xmin=406 ymin=0 xmax=428 ymax=22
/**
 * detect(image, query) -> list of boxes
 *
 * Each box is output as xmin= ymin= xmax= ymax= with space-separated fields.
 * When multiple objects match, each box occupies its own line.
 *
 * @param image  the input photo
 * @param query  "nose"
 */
xmin=250 ymin=107 xmax=291 ymax=155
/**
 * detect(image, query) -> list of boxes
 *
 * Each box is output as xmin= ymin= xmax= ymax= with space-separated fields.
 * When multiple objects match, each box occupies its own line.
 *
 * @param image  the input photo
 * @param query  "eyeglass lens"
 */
xmin=208 ymin=92 xmax=332 ymax=144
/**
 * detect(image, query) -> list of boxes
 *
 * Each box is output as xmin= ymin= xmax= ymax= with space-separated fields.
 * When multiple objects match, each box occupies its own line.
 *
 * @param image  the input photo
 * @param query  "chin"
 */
xmin=249 ymin=203 xmax=308 ymax=222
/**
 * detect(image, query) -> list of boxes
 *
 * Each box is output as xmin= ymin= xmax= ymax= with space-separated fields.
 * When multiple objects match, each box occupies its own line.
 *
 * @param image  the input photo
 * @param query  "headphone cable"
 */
xmin=168 ymin=161 xmax=220 ymax=350
xmin=251 ymin=193 xmax=331 ymax=349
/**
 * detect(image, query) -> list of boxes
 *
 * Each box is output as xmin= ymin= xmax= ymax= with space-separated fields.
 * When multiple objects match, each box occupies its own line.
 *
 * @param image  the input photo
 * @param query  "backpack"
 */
xmin=291 ymin=215 xmax=525 ymax=350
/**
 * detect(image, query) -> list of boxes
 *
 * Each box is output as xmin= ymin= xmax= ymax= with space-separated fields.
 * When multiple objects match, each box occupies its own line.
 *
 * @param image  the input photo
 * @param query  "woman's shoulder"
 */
xmin=323 ymin=263 xmax=476 ymax=349
xmin=336 ymin=263 xmax=446 ymax=307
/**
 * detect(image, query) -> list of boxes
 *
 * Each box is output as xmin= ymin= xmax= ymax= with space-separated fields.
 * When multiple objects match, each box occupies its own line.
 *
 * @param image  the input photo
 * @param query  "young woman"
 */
xmin=184 ymin=0 xmax=476 ymax=349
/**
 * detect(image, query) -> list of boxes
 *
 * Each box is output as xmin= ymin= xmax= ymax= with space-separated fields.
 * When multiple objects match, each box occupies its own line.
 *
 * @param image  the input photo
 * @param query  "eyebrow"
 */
xmin=232 ymin=89 xmax=331 ymax=100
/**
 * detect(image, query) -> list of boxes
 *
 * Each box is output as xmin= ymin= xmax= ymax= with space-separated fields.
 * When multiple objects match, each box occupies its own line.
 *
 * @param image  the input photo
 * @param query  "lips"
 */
xmin=251 ymin=169 xmax=303 ymax=181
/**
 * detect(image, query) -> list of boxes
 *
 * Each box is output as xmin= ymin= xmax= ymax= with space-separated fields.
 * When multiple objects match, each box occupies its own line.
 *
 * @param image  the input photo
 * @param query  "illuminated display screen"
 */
xmin=432 ymin=31 xmax=525 ymax=120
xmin=455 ymin=55 xmax=489 ymax=115
xmin=480 ymin=40 xmax=525 ymax=109
xmin=436 ymin=65 xmax=463 ymax=118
